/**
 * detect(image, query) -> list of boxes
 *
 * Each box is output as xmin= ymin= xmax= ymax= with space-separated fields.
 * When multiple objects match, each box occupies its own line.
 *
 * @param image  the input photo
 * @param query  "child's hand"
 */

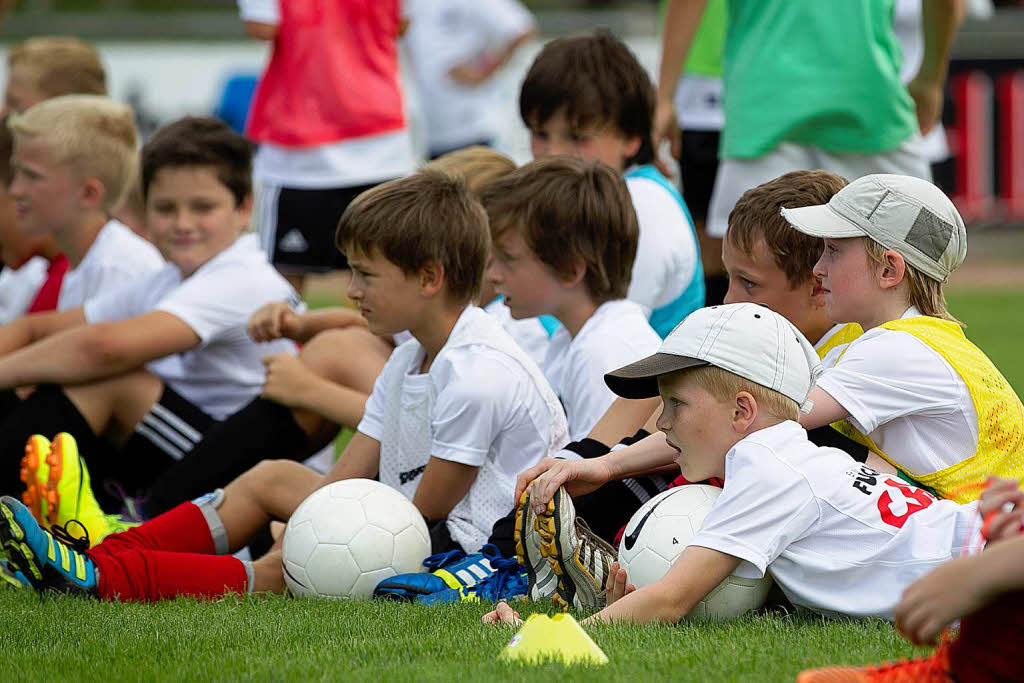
xmin=605 ymin=561 xmax=635 ymax=606
xmin=893 ymin=554 xmax=988 ymax=646
xmin=248 ymin=302 xmax=302 ymax=342
xmin=979 ymin=477 xmax=1024 ymax=543
xmin=515 ymin=457 xmax=614 ymax=515
xmin=481 ymin=601 xmax=523 ymax=627
xmin=260 ymin=353 xmax=322 ymax=409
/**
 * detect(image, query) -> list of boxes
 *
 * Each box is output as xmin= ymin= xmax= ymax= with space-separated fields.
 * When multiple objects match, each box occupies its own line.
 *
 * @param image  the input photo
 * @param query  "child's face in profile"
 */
xmin=813 ymin=237 xmax=877 ymax=326
xmin=656 ymin=371 xmax=732 ymax=482
xmin=347 ymin=247 xmax=427 ymax=336
xmin=528 ymin=110 xmax=640 ymax=172
xmin=9 ymin=135 xmax=83 ymax=237
xmin=486 ymin=227 xmax=564 ymax=320
xmin=722 ymin=235 xmax=829 ymax=344
xmin=146 ymin=165 xmax=249 ymax=278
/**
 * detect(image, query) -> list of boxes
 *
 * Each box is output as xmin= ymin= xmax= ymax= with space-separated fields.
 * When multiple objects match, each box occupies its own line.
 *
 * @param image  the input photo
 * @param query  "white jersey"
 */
xmin=84 ymin=234 xmax=299 ymax=420
xmin=0 ymin=257 xmax=47 ymax=323
xmin=625 ymin=171 xmax=701 ymax=315
xmin=403 ymin=0 xmax=534 ymax=153
xmin=358 ymin=305 xmax=568 ymax=552
xmin=689 ymin=421 xmax=982 ymax=619
xmin=816 ymin=307 xmax=978 ymax=476
xmin=543 ymin=299 xmax=661 ymax=441
xmin=59 ymin=219 xmax=164 ymax=310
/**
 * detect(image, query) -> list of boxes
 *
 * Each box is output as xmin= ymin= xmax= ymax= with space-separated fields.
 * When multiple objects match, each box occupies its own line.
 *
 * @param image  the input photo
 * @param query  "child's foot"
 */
xmin=0 ymin=496 xmax=98 ymax=596
xmin=535 ymin=486 xmax=617 ymax=611
xmin=20 ymin=434 xmax=53 ymax=526
xmin=514 ymin=489 xmax=559 ymax=600
xmin=41 ymin=433 xmax=113 ymax=546
xmin=796 ymin=644 xmax=954 ymax=682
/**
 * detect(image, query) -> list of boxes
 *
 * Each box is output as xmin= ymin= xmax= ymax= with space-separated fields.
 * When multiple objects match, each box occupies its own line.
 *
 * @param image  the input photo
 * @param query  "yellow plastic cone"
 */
xmin=498 ymin=613 xmax=609 ymax=665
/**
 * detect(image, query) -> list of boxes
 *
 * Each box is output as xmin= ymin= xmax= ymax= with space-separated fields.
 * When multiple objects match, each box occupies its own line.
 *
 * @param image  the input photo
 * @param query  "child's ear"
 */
xmin=419 ymin=261 xmax=446 ymax=297
xmin=878 ymin=250 xmax=907 ymax=290
xmin=236 ymin=194 xmax=254 ymax=230
xmin=733 ymin=391 xmax=757 ymax=430
xmin=79 ymin=177 xmax=106 ymax=210
xmin=561 ymin=256 xmax=587 ymax=288
xmin=623 ymin=135 xmax=643 ymax=162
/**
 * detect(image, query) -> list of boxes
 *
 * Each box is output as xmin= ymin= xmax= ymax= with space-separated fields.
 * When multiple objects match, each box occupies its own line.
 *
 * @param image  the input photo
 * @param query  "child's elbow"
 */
xmin=78 ymin=325 xmax=128 ymax=368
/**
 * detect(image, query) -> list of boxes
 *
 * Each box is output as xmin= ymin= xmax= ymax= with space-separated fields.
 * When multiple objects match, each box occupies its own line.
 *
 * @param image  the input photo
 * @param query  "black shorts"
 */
xmin=259 ymin=182 xmax=383 ymax=273
xmin=677 ymin=129 xmax=721 ymax=223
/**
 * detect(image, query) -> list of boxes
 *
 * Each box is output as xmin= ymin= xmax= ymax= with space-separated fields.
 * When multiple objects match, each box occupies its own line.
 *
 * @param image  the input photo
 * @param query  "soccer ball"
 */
xmin=282 ymin=479 xmax=431 ymax=599
xmin=617 ymin=485 xmax=772 ymax=619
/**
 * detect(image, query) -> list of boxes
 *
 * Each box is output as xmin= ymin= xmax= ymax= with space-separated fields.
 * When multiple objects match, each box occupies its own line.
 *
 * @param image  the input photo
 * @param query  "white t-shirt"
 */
xmin=0 ymin=257 xmax=47 ymax=323
xmin=543 ymin=300 xmax=661 ymax=441
xmin=58 ymin=220 xmax=164 ymax=311
xmin=673 ymin=73 xmax=724 ymax=132
xmin=402 ymin=0 xmax=534 ymax=152
xmin=358 ymin=306 xmax=568 ymax=552
xmin=482 ymin=297 xmax=550 ymax=368
xmin=816 ymin=307 xmax=978 ymax=476
xmin=625 ymin=173 xmax=701 ymax=315
xmin=689 ymin=421 xmax=981 ymax=619
xmin=84 ymin=234 xmax=299 ymax=420
xmin=238 ymin=0 xmax=416 ymax=189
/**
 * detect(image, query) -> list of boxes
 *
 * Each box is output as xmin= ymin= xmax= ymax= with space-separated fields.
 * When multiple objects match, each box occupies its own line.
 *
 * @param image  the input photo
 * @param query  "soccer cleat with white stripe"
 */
xmin=0 ymin=496 xmax=98 ymax=596
xmin=535 ymin=486 xmax=618 ymax=611
xmin=374 ymin=543 xmax=509 ymax=604
xmin=514 ymin=489 xmax=559 ymax=600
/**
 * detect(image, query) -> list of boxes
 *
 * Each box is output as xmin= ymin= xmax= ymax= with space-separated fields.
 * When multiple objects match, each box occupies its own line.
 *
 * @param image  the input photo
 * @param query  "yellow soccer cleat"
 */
xmin=20 ymin=435 xmax=53 ymax=527
xmin=42 ymin=433 xmax=112 ymax=547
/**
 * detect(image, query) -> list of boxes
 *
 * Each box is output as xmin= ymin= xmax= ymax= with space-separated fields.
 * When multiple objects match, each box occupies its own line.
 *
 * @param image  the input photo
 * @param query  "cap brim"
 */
xmin=604 ymin=353 xmax=709 ymax=399
xmin=781 ymin=204 xmax=866 ymax=239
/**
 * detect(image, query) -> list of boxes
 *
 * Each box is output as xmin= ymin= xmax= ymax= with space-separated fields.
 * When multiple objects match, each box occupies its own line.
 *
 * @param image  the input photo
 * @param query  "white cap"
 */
xmin=780 ymin=173 xmax=967 ymax=283
xmin=604 ymin=303 xmax=822 ymax=413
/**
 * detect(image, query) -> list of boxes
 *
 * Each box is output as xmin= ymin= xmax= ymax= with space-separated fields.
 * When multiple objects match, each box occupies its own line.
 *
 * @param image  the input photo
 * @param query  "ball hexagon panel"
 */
xmin=306 ymin=544 xmax=360 ymax=597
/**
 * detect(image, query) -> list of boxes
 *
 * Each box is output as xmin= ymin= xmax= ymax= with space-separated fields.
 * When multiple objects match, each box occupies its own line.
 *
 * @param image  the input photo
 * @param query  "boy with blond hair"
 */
xmin=486 ymin=303 xmax=985 ymax=621
xmin=484 ymin=157 xmax=661 ymax=442
xmin=4 ymin=96 xmax=162 ymax=312
xmin=0 ymin=170 xmax=567 ymax=601
xmin=3 ymin=36 xmax=106 ymax=115
xmin=784 ymin=174 xmax=1024 ymax=500
xmin=0 ymin=117 xmax=298 ymax=536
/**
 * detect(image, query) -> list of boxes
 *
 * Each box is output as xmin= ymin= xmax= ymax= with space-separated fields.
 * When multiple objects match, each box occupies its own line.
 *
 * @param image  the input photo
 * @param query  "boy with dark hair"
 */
xmin=484 ymin=157 xmax=661 ymax=442
xmin=0 ymin=170 xmax=568 ymax=601
xmin=519 ymin=30 xmax=704 ymax=338
xmin=0 ymin=116 xmax=298 ymax=541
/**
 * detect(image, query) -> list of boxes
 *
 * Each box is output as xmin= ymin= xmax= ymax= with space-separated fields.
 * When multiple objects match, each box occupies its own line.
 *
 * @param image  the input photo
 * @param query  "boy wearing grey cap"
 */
xmin=783 ymin=174 xmax=1024 ymax=504
xmin=485 ymin=303 xmax=983 ymax=623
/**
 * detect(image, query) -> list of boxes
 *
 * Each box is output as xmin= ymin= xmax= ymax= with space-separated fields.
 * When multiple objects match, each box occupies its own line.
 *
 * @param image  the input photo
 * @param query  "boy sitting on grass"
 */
xmin=483 ymin=156 xmax=661 ymax=442
xmin=521 ymin=29 xmax=704 ymax=337
xmin=0 ymin=170 xmax=568 ymax=601
xmin=0 ymin=116 xmax=298 ymax=535
xmin=486 ymin=303 xmax=985 ymax=623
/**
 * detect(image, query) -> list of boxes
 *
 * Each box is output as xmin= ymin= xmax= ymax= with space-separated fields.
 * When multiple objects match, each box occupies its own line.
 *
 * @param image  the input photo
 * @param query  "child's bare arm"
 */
xmin=584 ymin=546 xmax=741 ymax=625
xmin=586 ymin=396 xmax=661 ymax=447
xmin=798 ymin=387 xmax=851 ymax=430
xmin=321 ymin=432 xmax=381 ymax=485
xmin=259 ymin=352 xmax=368 ymax=427
xmin=248 ymin=304 xmax=366 ymax=344
xmin=0 ymin=307 xmax=86 ymax=356
xmin=895 ymin=533 xmax=1024 ymax=645
xmin=412 ymin=457 xmax=479 ymax=521
xmin=0 ymin=310 xmax=199 ymax=389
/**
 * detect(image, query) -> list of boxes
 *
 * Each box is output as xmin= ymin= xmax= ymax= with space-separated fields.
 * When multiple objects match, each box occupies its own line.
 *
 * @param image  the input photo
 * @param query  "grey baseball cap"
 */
xmin=780 ymin=174 xmax=967 ymax=283
xmin=604 ymin=303 xmax=823 ymax=413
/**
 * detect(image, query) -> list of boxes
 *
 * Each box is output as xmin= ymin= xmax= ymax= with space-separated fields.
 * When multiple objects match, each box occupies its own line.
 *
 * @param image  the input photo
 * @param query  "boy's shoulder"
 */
xmin=89 ymin=219 xmax=163 ymax=267
xmin=569 ymin=299 xmax=660 ymax=352
xmin=433 ymin=306 xmax=546 ymax=383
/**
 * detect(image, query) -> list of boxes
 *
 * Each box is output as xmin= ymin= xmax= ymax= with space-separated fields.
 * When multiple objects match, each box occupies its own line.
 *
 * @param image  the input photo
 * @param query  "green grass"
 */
xmin=0 ymin=592 xmax=925 ymax=682
xmin=1 ymin=288 xmax=1019 ymax=681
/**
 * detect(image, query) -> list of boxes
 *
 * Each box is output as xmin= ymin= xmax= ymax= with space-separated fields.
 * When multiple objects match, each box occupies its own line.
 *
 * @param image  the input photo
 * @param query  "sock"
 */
xmin=91 ymin=498 xmax=224 ymax=558
xmin=0 ymin=384 xmax=107 ymax=497
xmin=144 ymin=398 xmax=309 ymax=517
xmin=91 ymin=548 xmax=248 ymax=602
xmin=949 ymin=589 xmax=1024 ymax=682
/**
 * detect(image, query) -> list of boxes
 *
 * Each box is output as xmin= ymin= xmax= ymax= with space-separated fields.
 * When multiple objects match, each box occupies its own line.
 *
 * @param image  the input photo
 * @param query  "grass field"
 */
xmin=0 ymin=287 xmax=1020 ymax=682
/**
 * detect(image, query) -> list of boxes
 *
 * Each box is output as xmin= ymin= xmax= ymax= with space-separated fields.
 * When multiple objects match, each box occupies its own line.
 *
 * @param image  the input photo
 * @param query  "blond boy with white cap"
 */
xmin=782 ymin=174 xmax=1024 ymax=503
xmin=485 ymin=303 xmax=983 ymax=623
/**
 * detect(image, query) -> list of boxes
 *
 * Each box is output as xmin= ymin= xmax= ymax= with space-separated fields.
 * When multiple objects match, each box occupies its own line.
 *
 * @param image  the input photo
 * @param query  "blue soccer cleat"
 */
xmin=467 ymin=555 xmax=529 ymax=602
xmin=0 ymin=496 xmax=97 ymax=595
xmin=374 ymin=543 xmax=509 ymax=604
xmin=0 ymin=557 xmax=30 ymax=589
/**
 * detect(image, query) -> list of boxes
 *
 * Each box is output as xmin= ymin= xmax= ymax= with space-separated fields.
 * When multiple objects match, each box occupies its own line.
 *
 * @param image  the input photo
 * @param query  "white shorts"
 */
xmin=706 ymin=137 xmax=932 ymax=237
